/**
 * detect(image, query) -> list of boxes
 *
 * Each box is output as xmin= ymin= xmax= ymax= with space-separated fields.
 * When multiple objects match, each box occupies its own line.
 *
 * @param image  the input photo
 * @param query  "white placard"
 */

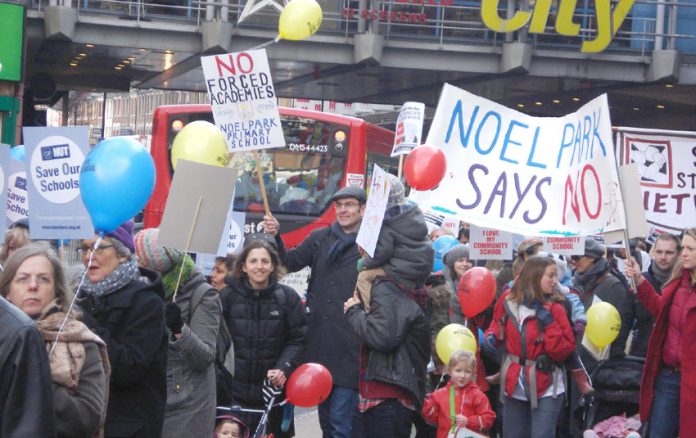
xmin=356 ymin=164 xmax=390 ymax=257
xmin=391 ymin=102 xmax=425 ymax=157
xmin=201 ymin=50 xmax=285 ymax=152
xmin=542 ymin=236 xmax=584 ymax=256
xmin=469 ymin=225 xmax=513 ymax=260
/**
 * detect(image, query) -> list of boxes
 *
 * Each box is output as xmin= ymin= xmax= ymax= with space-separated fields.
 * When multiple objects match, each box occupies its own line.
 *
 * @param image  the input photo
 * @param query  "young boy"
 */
xmin=214 ymin=415 xmax=247 ymax=438
xmin=422 ymin=350 xmax=496 ymax=438
xmin=354 ymin=174 xmax=432 ymax=311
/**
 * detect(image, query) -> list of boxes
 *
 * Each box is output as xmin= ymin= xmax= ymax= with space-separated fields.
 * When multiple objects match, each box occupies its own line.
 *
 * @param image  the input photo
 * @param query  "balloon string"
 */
xmin=173 ymin=197 xmax=202 ymax=302
xmin=249 ymin=35 xmax=281 ymax=51
xmin=49 ymin=237 xmax=101 ymax=357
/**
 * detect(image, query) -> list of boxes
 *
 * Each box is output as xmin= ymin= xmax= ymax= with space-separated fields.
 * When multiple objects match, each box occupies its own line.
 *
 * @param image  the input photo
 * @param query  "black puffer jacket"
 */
xmin=78 ymin=267 xmax=168 ymax=438
xmin=0 ymin=297 xmax=56 ymax=437
xmin=345 ymin=278 xmax=431 ymax=408
xmin=220 ymin=278 xmax=306 ymax=406
xmin=363 ymin=204 xmax=433 ymax=288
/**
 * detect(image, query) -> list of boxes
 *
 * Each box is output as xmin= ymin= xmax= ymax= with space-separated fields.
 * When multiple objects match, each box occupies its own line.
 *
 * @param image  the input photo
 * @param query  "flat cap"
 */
xmin=330 ymin=186 xmax=367 ymax=204
xmin=584 ymin=238 xmax=606 ymax=259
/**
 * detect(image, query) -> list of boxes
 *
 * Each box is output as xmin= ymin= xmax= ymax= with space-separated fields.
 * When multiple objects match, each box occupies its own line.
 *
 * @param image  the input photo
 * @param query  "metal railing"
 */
xmin=29 ymin=0 xmax=696 ymax=54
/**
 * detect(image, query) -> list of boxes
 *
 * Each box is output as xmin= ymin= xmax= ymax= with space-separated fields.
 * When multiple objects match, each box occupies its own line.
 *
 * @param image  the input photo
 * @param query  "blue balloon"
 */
xmin=80 ymin=137 xmax=155 ymax=234
xmin=10 ymin=145 xmax=25 ymax=161
xmin=432 ymin=235 xmax=459 ymax=272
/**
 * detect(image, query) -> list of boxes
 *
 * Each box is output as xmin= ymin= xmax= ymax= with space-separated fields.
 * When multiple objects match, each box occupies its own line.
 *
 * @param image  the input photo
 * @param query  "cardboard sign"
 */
xmin=542 ymin=236 xmax=584 ymax=256
xmin=23 ymin=127 xmax=93 ymax=239
xmin=356 ymin=164 xmax=390 ymax=257
xmin=201 ymin=50 xmax=285 ymax=152
xmin=391 ymin=102 xmax=425 ymax=157
xmin=410 ymin=84 xmax=626 ymax=236
xmin=469 ymin=225 xmax=513 ymax=260
xmin=217 ymin=209 xmax=246 ymax=256
xmin=615 ymin=128 xmax=691 ymax=233
xmin=0 ymin=145 xmax=9 ymax=227
xmin=158 ymin=160 xmax=238 ymax=254
xmin=7 ymin=158 xmax=28 ymax=226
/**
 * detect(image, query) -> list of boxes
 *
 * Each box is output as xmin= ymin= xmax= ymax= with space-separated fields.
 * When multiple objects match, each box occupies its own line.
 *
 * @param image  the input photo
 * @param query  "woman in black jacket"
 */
xmin=220 ymin=239 xmax=307 ymax=437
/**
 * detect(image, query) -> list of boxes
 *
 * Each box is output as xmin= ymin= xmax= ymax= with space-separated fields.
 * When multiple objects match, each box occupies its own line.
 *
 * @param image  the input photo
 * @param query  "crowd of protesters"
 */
xmin=0 ymin=180 xmax=693 ymax=438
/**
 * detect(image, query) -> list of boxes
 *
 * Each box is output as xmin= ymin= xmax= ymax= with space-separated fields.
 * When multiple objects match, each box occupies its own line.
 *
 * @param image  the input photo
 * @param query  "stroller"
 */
xmin=577 ymin=355 xmax=644 ymax=431
xmin=217 ymin=379 xmax=292 ymax=438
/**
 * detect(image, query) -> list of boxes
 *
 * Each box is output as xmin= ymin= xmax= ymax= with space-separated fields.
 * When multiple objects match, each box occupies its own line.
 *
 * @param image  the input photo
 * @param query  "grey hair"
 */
xmin=106 ymin=237 xmax=132 ymax=258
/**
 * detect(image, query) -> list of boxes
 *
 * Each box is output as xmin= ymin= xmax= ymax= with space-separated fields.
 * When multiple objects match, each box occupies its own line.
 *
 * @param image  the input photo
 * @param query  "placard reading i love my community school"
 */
xmin=201 ymin=49 xmax=285 ymax=152
xmin=410 ymin=84 xmax=626 ymax=237
xmin=22 ymin=127 xmax=93 ymax=239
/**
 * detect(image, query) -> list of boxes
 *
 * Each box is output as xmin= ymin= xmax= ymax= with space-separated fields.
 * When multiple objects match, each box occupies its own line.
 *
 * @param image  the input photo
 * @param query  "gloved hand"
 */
xmin=573 ymin=320 xmax=587 ymax=336
xmin=524 ymin=298 xmax=554 ymax=328
xmin=165 ymin=302 xmax=184 ymax=335
xmin=483 ymin=334 xmax=497 ymax=354
xmin=262 ymin=378 xmax=282 ymax=406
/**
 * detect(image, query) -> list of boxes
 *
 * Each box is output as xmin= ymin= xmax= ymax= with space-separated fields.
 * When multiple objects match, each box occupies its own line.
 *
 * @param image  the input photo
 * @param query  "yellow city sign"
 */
xmin=481 ymin=0 xmax=636 ymax=53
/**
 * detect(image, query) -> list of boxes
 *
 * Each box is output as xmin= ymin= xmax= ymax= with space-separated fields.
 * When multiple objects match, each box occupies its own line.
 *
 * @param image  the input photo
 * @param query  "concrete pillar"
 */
xmin=44 ymin=6 xmax=77 ymax=40
xmin=201 ymin=20 xmax=233 ymax=52
xmin=647 ymin=49 xmax=680 ymax=82
xmin=500 ymin=42 xmax=532 ymax=73
xmin=354 ymin=33 xmax=384 ymax=65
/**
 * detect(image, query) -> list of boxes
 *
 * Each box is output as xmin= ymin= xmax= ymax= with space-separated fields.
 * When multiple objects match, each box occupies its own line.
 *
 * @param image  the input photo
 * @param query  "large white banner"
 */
xmin=615 ymin=127 xmax=696 ymax=233
xmin=410 ymin=84 xmax=626 ymax=236
xmin=201 ymin=49 xmax=285 ymax=152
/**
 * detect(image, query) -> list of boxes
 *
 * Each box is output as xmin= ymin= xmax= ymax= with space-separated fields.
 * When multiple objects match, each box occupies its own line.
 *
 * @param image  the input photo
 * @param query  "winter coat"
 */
xmin=579 ymin=272 xmax=634 ymax=359
xmin=363 ymin=204 xmax=433 ymax=288
xmin=486 ymin=292 xmax=576 ymax=400
xmin=630 ymin=264 xmax=665 ymax=357
xmin=421 ymin=381 xmax=496 ymax=438
xmin=276 ymin=226 xmax=361 ymax=389
xmin=345 ymin=278 xmax=431 ymax=408
xmin=79 ymin=268 xmax=168 ymax=438
xmin=220 ymin=278 xmax=307 ymax=406
xmin=427 ymin=277 xmax=451 ymax=340
xmin=162 ymin=271 xmax=220 ymax=438
xmin=636 ymin=270 xmax=696 ymax=436
xmin=0 ymin=297 xmax=56 ymax=437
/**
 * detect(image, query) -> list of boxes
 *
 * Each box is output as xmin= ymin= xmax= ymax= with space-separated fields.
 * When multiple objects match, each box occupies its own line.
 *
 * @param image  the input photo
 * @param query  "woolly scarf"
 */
xmin=573 ymin=257 xmax=611 ymax=295
xmin=35 ymin=302 xmax=111 ymax=437
xmin=321 ymin=222 xmax=357 ymax=270
xmin=649 ymin=263 xmax=672 ymax=287
xmin=161 ymin=254 xmax=195 ymax=301
xmin=79 ymin=258 xmax=140 ymax=299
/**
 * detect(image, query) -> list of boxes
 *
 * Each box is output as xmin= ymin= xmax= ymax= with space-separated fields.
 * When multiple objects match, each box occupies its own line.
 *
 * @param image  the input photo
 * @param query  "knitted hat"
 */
xmin=134 ymin=228 xmax=184 ymax=273
xmin=583 ymin=238 xmax=606 ymax=260
xmin=443 ymin=244 xmax=470 ymax=268
xmin=386 ymin=175 xmax=405 ymax=208
xmin=105 ymin=221 xmax=135 ymax=254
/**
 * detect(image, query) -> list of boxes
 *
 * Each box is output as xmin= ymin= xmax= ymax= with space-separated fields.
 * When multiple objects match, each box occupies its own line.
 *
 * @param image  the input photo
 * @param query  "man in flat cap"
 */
xmin=264 ymin=186 xmax=366 ymax=438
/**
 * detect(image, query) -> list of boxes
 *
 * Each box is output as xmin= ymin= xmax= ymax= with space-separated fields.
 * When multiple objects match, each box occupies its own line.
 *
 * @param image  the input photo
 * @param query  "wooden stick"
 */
xmin=173 ymin=196 xmax=202 ymax=302
xmin=397 ymin=154 xmax=404 ymax=179
xmin=252 ymin=150 xmax=271 ymax=217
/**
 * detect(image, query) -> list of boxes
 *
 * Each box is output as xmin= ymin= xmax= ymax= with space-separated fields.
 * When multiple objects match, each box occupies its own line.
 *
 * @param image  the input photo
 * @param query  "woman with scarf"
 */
xmin=76 ymin=221 xmax=168 ymax=438
xmin=220 ymin=238 xmax=307 ymax=437
xmin=0 ymin=242 xmax=109 ymax=437
xmin=625 ymin=227 xmax=696 ymax=438
xmin=134 ymin=228 xmax=220 ymax=437
xmin=571 ymin=238 xmax=634 ymax=364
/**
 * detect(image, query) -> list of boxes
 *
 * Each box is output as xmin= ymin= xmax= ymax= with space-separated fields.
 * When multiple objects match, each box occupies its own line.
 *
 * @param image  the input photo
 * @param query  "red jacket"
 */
xmin=637 ymin=269 xmax=696 ymax=435
xmin=486 ymin=291 xmax=575 ymax=398
xmin=421 ymin=381 xmax=495 ymax=438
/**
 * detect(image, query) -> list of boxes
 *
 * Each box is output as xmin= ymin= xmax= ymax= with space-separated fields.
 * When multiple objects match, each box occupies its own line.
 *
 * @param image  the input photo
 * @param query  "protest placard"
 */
xmin=410 ymin=84 xmax=626 ymax=236
xmin=356 ymin=164 xmax=390 ymax=257
xmin=158 ymin=160 xmax=238 ymax=254
xmin=217 ymin=209 xmax=246 ymax=256
xmin=469 ymin=225 xmax=513 ymax=260
xmin=542 ymin=236 xmax=584 ymax=256
xmin=0 ymin=145 xmax=9 ymax=228
xmin=201 ymin=49 xmax=285 ymax=152
xmin=615 ymin=127 xmax=695 ymax=233
xmin=23 ymin=127 xmax=93 ymax=239
xmin=7 ymin=158 xmax=28 ymax=226
xmin=391 ymin=102 xmax=425 ymax=157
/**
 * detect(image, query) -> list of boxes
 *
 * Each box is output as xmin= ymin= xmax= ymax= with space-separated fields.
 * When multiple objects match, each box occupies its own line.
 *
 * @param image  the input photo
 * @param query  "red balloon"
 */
xmin=286 ymin=363 xmax=333 ymax=408
xmin=403 ymin=145 xmax=447 ymax=191
xmin=457 ymin=267 xmax=496 ymax=318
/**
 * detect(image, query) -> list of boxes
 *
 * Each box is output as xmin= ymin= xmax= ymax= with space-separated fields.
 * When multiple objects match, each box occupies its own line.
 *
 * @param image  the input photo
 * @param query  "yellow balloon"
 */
xmin=586 ymin=302 xmax=621 ymax=348
xmin=171 ymin=121 xmax=229 ymax=170
xmin=278 ymin=0 xmax=323 ymax=41
xmin=435 ymin=324 xmax=477 ymax=364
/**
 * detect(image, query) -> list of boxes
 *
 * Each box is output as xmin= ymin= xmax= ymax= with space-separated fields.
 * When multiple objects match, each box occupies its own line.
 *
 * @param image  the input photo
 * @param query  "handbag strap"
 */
xmin=450 ymin=384 xmax=457 ymax=434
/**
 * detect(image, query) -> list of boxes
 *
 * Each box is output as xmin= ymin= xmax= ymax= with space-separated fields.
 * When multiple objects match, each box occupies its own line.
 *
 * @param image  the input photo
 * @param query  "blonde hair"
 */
xmin=666 ymin=227 xmax=696 ymax=285
xmin=448 ymin=349 xmax=476 ymax=374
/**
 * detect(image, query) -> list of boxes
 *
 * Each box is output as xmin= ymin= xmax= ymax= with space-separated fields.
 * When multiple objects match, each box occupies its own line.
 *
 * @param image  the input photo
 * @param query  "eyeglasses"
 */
xmin=570 ymin=255 xmax=585 ymax=262
xmin=76 ymin=244 xmax=115 ymax=256
xmin=334 ymin=201 xmax=360 ymax=210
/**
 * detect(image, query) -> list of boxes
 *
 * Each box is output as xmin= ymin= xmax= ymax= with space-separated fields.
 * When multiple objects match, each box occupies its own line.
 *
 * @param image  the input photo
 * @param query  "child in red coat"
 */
xmin=421 ymin=350 xmax=495 ymax=438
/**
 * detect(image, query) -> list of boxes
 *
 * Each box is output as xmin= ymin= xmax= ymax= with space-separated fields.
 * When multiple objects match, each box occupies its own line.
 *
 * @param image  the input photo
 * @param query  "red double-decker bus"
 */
xmin=143 ymin=104 xmax=397 ymax=248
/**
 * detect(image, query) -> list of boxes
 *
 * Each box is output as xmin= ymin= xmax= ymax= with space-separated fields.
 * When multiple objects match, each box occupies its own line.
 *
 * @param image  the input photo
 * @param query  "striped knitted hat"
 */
xmin=134 ymin=228 xmax=183 ymax=273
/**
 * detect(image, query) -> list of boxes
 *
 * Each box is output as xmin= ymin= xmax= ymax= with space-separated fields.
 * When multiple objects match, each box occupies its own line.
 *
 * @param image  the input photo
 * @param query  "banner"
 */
xmin=23 ymin=127 xmax=93 ymax=239
xmin=615 ymin=127 xmax=696 ymax=233
xmin=410 ymin=84 xmax=626 ymax=236
xmin=201 ymin=50 xmax=285 ymax=152
xmin=7 ymin=158 xmax=28 ymax=226
xmin=391 ymin=102 xmax=425 ymax=157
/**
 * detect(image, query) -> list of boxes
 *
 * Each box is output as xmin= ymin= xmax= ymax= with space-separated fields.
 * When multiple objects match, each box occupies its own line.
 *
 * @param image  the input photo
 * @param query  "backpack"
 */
xmin=189 ymin=282 xmax=235 ymax=406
